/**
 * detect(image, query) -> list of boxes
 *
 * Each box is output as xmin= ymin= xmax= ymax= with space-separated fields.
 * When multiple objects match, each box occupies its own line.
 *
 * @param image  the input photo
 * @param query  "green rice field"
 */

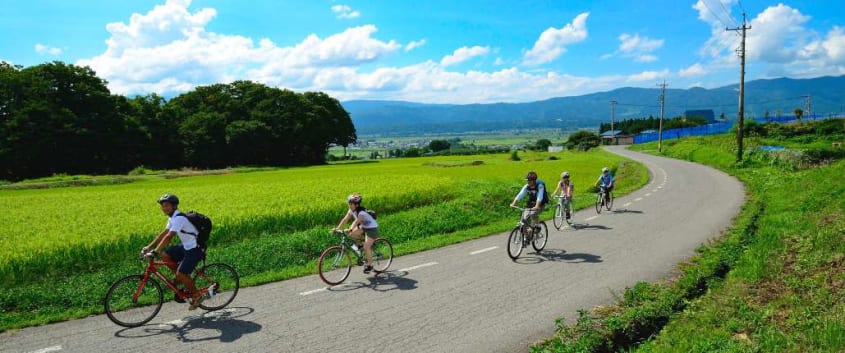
xmin=0 ymin=149 xmax=648 ymax=331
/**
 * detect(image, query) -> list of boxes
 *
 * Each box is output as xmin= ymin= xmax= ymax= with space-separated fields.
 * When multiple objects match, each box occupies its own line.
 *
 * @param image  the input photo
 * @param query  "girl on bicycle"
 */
xmin=552 ymin=171 xmax=574 ymax=220
xmin=333 ymin=193 xmax=379 ymax=274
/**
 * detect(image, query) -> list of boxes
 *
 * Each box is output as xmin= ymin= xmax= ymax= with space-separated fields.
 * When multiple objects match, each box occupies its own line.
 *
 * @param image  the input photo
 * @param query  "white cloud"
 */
xmin=331 ymin=5 xmax=360 ymax=19
xmin=404 ymin=39 xmax=426 ymax=52
xmin=35 ymin=43 xmax=62 ymax=56
xmin=693 ymin=2 xmax=845 ymax=78
xmin=523 ymin=12 xmax=589 ymax=66
xmin=440 ymin=46 xmax=490 ymax=67
xmin=78 ymin=0 xmax=400 ymax=95
xmin=626 ymin=69 xmax=669 ymax=82
xmin=636 ymin=55 xmax=658 ymax=63
xmin=604 ymin=33 xmax=663 ymax=62
xmin=493 ymin=57 xmax=505 ymax=66
xmin=678 ymin=63 xmax=706 ymax=77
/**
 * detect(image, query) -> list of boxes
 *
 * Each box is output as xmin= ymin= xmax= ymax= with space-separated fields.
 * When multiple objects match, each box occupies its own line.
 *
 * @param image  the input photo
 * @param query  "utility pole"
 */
xmin=728 ymin=13 xmax=751 ymax=162
xmin=610 ymin=100 xmax=617 ymax=145
xmin=657 ymin=81 xmax=667 ymax=152
xmin=803 ymin=94 xmax=812 ymax=119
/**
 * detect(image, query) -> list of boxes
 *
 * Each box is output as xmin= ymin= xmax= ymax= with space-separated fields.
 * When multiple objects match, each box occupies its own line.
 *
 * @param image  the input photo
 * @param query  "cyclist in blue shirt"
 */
xmin=594 ymin=167 xmax=615 ymax=203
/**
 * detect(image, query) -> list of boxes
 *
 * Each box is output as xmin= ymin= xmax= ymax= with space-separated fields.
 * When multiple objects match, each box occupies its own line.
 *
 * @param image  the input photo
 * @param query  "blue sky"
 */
xmin=1 ymin=0 xmax=843 ymax=103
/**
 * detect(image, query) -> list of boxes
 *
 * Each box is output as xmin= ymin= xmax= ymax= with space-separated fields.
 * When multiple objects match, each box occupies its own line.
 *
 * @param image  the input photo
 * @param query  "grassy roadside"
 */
xmin=533 ymin=121 xmax=845 ymax=352
xmin=0 ymin=149 xmax=648 ymax=332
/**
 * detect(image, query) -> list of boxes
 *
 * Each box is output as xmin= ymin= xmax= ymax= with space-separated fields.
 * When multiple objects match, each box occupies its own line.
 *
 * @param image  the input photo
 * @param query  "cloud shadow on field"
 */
xmin=114 ymin=306 xmax=261 ymax=343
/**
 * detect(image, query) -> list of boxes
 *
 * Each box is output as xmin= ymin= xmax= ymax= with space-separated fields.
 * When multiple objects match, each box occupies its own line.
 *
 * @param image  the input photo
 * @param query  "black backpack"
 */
xmin=358 ymin=207 xmax=377 ymax=220
xmin=175 ymin=211 xmax=213 ymax=249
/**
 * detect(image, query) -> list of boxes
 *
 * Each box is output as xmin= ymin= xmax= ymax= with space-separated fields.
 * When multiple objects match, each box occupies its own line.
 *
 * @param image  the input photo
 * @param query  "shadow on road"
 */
xmin=114 ymin=306 xmax=261 ymax=343
xmin=326 ymin=270 xmax=418 ymax=292
xmin=570 ymin=223 xmax=612 ymax=231
xmin=611 ymin=209 xmax=644 ymax=214
xmin=513 ymin=249 xmax=603 ymax=264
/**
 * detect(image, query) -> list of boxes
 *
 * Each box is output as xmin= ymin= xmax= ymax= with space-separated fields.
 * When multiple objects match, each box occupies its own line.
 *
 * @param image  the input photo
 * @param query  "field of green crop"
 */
xmin=0 ymin=148 xmax=648 ymax=331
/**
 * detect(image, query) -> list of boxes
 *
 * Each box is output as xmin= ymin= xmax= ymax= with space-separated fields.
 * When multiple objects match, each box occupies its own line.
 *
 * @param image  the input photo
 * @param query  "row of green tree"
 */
xmin=0 ymin=61 xmax=356 ymax=181
xmin=599 ymin=115 xmax=708 ymax=135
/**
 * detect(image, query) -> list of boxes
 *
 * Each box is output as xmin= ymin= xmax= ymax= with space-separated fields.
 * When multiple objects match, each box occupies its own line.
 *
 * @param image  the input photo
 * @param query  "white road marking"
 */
xmin=470 ymin=246 xmax=498 ymax=255
xmin=585 ymin=216 xmax=598 ymax=221
xmin=652 ymin=189 xmax=658 ymax=192
xmin=159 ymin=318 xmax=187 ymax=327
xmin=623 ymin=202 xmax=632 ymax=207
xmin=29 ymin=346 xmax=62 ymax=353
xmin=635 ymin=197 xmax=643 ymax=201
xmin=398 ymin=262 xmax=438 ymax=272
xmin=299 ymin=287 xmax=328 ymax=296
xmin=645 ymin=193 xmax=651 ymax=197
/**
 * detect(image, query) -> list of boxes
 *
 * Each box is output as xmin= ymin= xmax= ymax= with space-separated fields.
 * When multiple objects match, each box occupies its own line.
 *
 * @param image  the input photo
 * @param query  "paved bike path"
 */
xmin=2 ymin=146 xmax=744 ymax=353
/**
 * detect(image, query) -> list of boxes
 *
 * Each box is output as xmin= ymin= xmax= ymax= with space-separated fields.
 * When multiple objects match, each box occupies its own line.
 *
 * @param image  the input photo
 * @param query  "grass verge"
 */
xmin=533 ymin=125 xmax=844 ymax=352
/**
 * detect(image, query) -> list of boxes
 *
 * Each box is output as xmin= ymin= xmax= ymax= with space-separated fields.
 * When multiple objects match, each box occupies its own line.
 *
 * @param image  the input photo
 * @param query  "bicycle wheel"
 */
xmin=104 ymin=274 xmax=163 ymax=327
xmin=507 ymin=227 xmax=523 ymax=260
xmin=370 ymin=238 xmax=394 ymax=272
xmin=532 ymin=222 xmax=548 ymax=252
xmin=194 ymin=263 xmax=240 ymax=311
xmin=552 ymin=203 xmax=564 ymax=230
xmin=595 ymin=193 xmax=603 ymax=214
xmin=318 ymin=246 xmax=352 ymax=285
xmin=605 ymin=192 xmax=614 ymax=211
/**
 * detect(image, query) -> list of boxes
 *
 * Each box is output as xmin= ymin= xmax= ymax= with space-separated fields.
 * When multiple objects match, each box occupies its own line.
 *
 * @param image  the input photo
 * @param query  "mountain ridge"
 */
xmin=342 ymin=75 xmax=845 ymax=135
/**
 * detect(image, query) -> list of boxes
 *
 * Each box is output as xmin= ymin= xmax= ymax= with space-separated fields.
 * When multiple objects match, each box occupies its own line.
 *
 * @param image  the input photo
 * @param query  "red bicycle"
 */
xmin=104 ymin=254 xmax=239 ymax=327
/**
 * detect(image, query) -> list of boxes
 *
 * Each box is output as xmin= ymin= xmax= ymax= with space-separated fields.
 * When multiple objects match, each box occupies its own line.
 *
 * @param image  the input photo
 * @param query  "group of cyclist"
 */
xmin=142 ymin=167 xmax=614 ymax=310
xmin=510 ymin=167 xmax=615 ymax=230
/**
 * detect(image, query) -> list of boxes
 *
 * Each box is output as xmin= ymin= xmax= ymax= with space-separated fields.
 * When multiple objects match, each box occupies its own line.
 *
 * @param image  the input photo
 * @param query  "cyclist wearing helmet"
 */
xmin=141 ymin=193 xmax=205 ymax=310
xmin=595 ymin=167 xmax=615 ymax=203
xmin=552 ymin=171 xmax=574 ymax=220
xmin=510 ymin=171 xmax=548 ymax=233
xmin=333 ymin=193 xmax=379 ymax=274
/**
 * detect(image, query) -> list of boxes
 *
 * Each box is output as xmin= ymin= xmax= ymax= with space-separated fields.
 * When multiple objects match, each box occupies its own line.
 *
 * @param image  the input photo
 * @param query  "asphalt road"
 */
xmin=1 ymin=146 xmax=745 ymax=353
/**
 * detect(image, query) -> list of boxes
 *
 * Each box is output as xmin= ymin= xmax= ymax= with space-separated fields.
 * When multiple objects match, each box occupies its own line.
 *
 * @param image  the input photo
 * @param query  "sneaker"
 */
xmin=363 ymin=265 xmax=373 ymax=274
xmin=188 ymin=294 xmax=205 ymax=311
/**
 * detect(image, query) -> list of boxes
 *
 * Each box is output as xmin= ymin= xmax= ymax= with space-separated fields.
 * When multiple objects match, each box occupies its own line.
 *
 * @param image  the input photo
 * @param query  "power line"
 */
xmin=701 ymin=0 xmax=735 ymax=29
xmin=716 ymin=0 xmax=739 ymax=27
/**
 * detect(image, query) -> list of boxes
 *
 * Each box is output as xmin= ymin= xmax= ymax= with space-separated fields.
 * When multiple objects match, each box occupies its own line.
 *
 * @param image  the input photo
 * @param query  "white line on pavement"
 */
xmin=645 ymin=193 xmax=651 ymax=196
xmin=623 ymin=202 xmax=632 ymax=207
xmin=299 ymin=287 xmax=328 ymax=296
xmin=29 ymin=346 xmax=62 ymax=353
xmin=585 ymin=216 xmax=598 ymax=221
xmin=398 ymin=262 xmax=438 ymax=272
xmin=635 ymin=197 xmax=643 ymax=201
xmin=470 ymin=246 xmax=498 ymax=255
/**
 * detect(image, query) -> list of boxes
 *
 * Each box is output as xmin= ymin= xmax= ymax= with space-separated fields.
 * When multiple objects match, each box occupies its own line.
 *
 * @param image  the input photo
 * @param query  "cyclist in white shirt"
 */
xmin=510 ymin=171 xmax=548 ymax=235
xmin=333 ymin=193 xmax=379 ymax=274
xmin=552 ymin=171 xmax=574 ymax=220
xmin=142 ymin=193 xmax=205 ymax=310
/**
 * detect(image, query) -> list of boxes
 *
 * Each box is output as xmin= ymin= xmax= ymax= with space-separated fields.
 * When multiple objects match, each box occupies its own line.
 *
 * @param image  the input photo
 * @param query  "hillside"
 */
xmin=343 ymin=75 xmax=845 ymax=135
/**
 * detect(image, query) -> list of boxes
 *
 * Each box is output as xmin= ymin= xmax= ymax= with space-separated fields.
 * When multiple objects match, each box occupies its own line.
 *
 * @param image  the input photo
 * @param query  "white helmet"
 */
xmin=347 ymin=193 xmax=362 ymax=203
xmin=561 ymin=172 xmax=570 ymax=178
xmin=602 ymin=167 xmax=609 ymax=173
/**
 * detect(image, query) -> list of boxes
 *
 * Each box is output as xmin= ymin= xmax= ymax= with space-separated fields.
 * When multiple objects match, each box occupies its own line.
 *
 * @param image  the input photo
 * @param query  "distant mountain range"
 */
xmin=342 ymin=75 xmax=845 ymax=136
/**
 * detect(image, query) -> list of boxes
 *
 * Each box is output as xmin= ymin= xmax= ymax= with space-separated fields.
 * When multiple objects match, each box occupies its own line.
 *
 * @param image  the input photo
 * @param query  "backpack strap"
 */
xmin=173 ymin=213 xmax=198 ymax=236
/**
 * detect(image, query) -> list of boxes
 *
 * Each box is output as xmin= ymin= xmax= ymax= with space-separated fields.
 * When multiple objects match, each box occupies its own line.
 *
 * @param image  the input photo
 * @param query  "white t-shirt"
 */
xmin=166 ymin=210 xmax=199 ymax=250
xmin=347 ymin=209 xmax=378 ymax=229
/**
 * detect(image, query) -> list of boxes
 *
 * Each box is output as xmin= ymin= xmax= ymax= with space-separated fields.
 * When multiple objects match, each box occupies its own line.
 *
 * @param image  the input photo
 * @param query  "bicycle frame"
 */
xmin=135 ymin=258 xmax=206 ymax=302
xmin=331 ymin=230 xmax=365 ymax=259
xmin=511 ymin=206 xmax=539 ymax=228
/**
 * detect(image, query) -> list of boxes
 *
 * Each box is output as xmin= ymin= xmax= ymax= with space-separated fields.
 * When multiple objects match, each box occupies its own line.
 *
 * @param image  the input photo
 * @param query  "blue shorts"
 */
xmin=164 ymin=246 xmax=203 ymax=275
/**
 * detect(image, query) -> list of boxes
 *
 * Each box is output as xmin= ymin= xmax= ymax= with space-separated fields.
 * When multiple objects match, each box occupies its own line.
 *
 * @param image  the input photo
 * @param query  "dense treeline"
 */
xmin=0 ymin=61 xmax=356 ymax=181
xmin=599 ymin=115 xmax=708 ymax=134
